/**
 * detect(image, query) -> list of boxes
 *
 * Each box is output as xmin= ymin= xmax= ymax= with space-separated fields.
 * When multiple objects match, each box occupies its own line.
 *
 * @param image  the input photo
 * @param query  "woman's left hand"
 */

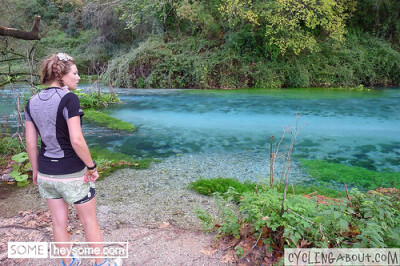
xmin=84 ymin=170 xmax=99 ymax=183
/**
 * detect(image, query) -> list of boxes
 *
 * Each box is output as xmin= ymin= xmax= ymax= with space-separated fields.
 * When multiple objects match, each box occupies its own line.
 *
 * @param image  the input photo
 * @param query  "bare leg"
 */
xmin=47 ymin=198 xmax=72 ymax=265
xmin=74 ymin=196 xmax=105 ymax=265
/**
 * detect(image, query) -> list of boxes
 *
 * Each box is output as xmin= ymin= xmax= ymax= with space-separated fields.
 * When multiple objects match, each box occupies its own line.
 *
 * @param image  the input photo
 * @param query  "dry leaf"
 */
xmin=159 ymin=222 xmax=171 ymax=229
xmin=221 ymin=249 xmax=237 ymax=264
xmin=239 ymin=223 xmax=251 ymax=238
xmin=299 ymin=239 xmax=311 ymax=248
xmin=200 ymin=246 xmax=217 ymax=256
xmin=26 ymin=220 xmax=37 ymax=228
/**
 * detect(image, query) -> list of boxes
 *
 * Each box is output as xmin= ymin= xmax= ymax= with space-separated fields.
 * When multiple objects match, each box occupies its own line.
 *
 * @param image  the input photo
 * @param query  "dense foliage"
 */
xmin=1 ymin=0 xmax=399 ymax=88
xmin=74 ymin=91 xmax=119 ymax=109
xmin=192 ymin=182 xmax=400 ymax=263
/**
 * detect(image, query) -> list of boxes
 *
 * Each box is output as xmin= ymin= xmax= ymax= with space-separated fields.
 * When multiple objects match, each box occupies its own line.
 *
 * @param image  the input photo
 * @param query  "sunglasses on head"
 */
xmin=57 ymin=53 xmax=70 ymax=62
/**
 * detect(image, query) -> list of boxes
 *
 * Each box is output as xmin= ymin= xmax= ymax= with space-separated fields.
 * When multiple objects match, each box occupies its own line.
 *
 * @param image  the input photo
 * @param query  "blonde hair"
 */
xmin=40 ymin=53 xmax=76 ymax=87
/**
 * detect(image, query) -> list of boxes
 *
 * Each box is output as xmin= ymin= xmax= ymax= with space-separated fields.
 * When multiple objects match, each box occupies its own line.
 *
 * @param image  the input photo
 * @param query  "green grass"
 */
xmin=300 ymin=159 xmax=400 ymax=190
xmin=188 ymin=177 xmax=345 ymax=199
xmin=188 ymin=177 xmax=257 ymax=197
xmin=274 ymin=183 xmax=346 ymax=198
xmin=84 ymin=109 xmax=136 ymax=132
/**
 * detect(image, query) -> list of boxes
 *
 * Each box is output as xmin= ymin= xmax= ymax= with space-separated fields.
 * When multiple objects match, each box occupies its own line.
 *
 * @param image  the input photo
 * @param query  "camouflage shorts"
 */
xmin=37 ymin=169 xmax=95 ymax=204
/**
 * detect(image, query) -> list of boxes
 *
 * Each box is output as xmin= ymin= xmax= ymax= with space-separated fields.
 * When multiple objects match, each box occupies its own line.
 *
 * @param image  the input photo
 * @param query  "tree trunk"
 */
xmin=0 ymin=15 xmax=41 ymax=40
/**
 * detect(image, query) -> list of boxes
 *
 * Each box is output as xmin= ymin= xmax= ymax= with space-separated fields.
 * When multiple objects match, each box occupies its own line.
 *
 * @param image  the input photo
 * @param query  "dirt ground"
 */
xmin=0 ymin=209 xmax=229 ymax=265
xmin=0 ymin=163 xmax=232 ymax=266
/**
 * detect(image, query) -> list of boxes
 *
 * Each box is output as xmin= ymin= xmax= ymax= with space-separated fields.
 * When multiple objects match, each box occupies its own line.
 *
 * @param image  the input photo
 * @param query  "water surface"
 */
xmin=83 ymin=88 xmax=400 ymax=173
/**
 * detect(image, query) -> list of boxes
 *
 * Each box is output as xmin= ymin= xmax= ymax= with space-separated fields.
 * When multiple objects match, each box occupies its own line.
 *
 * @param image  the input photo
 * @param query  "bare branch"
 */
xmin=287 ymin=208 xmax=314 ymax=225
xmin=344 ymin=184 xmax=353 ymax=206
xmin=0 ymin=15 xmax=41 ymax=40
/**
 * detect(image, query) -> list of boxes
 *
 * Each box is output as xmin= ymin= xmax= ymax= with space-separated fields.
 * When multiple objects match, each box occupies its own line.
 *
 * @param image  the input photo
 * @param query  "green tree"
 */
xmin=117 ymin=0 xmax=177 ymax=36
xmin=349 ymin=0 xmax=400 ymax=44
xmin=219 ymin=0 xmax=356 ymax=55
xmin=175 ymin=0 xmax=222 ymax=37
xmin=66 ymin=17 xmax=78 ymax=38
xmin=265 ymin=0 xmax=357 ymax=55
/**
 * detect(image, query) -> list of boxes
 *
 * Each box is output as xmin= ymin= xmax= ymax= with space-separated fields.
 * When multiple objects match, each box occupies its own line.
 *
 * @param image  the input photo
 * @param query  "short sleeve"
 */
xmin=62 ymin=93 xmax=84 ymax=120
xmin=24 ymin=99 xmax=32 ymax=122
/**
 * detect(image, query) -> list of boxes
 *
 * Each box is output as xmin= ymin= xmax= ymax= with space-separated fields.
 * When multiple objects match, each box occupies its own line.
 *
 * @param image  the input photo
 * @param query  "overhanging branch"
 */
xmin=0 ymin=15 xmax=41 ymax=40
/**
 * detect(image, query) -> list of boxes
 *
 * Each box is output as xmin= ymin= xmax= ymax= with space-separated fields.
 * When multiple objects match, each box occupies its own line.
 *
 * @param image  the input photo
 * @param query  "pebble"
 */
xmin=0 ymin=174 xmax=15 ymax=182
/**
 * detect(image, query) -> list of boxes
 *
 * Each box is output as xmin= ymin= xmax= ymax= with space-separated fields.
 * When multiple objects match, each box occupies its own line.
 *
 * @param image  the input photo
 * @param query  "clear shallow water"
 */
xmin=2 ymin=87 xmax=399 ymax=175
xmin=83 ymin=88 xmax=400 ymax=173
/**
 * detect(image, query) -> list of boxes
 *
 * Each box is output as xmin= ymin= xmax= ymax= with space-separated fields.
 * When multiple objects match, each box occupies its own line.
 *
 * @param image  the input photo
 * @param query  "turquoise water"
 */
xmin=83 ymin=88 xmax=400 ymax=172
xmin=2 ymin=87 xmax=399 ymax=173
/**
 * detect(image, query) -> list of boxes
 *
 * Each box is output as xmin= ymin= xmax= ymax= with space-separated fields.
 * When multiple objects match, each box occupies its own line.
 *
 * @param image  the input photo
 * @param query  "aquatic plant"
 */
xmin=300 ymin=159 xmax=400 ymax=190
xmin=89 ymin=146 xmax=157 ymax=178
xmin=83 ymin=109 xmax=136 ymax=132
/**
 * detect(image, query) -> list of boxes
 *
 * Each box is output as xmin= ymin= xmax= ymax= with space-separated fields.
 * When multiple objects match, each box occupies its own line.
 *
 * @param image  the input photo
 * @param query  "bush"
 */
xmin=195 ymin=186 xmax=400 ymax=249
xmin=0 ymin=136 xmax=24 ymax=156
xmin=74 ymin=91 xmax=119 ymax=109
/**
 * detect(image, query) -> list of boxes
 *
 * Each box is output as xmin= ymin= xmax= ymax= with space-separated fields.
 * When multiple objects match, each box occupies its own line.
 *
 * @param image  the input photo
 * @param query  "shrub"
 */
xmin=195 ymin=186 xmax=400 ymax=249
xmin=103 ymin=32 xmax=400 ymax=89
xmin=74 ymin=91 xmax=119 ymax=109
xmin=0 ymin=136 xmax=24 ymax=156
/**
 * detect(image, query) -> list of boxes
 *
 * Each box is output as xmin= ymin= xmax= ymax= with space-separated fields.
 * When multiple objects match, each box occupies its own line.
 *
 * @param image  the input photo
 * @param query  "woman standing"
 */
xmin=25 ymin=53 xmax=120 ymax=266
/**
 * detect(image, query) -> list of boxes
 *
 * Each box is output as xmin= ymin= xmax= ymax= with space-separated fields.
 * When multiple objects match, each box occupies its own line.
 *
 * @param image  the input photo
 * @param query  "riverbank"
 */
xmin=0 ymin=152 xmax=303 ymax=265
xmin=0 ymin=153 xmax=232 ymax=264
xmin=2 ymin=151 xmax=306 ymax=264
xmin=0 ymin=151 xmax=310 ymax=220
xmin=0 ymin=152 xmax=311 ymax=264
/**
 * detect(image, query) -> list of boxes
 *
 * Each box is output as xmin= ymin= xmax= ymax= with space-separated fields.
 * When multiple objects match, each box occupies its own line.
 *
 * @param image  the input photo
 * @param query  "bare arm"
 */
xmin=25 ymin=121 xmax=38 ymax=185
xmin=67 ymin=116 xmax=99 ymax=182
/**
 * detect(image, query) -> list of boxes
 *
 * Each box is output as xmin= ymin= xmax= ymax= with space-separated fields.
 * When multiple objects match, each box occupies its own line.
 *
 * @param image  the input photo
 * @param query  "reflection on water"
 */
xmin=83 ymin=88 xmax=400 ymax=172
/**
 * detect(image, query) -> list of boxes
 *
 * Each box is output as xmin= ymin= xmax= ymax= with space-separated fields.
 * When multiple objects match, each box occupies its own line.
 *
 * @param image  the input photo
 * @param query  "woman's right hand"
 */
xmin=32 ymin=170 xmax=38 ymax=185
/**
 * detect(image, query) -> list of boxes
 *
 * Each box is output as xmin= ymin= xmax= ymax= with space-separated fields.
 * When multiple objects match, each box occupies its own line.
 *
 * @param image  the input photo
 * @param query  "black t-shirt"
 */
xmin=25 ymin=87 xmax=86 ymax=175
